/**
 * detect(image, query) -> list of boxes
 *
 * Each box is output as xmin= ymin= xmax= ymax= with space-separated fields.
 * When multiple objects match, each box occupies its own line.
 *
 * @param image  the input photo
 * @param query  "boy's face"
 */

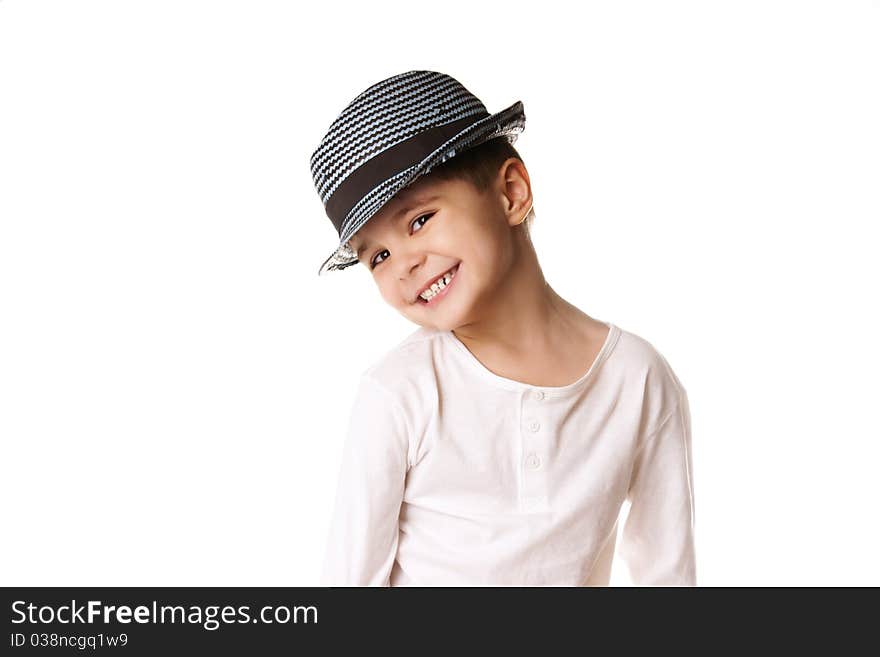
xmin=347 ymin=159 xmax=532 ymax=332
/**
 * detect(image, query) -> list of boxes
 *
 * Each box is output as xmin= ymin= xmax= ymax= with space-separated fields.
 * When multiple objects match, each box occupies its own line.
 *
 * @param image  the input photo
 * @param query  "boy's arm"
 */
xmin=619 ymin=388 xmax=697 ymax=586
xmin=320 ymin=374 xmax=410 ymax=586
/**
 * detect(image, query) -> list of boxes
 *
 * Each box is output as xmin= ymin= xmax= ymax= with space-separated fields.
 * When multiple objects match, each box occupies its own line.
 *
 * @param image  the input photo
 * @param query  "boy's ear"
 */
xmin=497 ymin=158 xmax=533 ymax=228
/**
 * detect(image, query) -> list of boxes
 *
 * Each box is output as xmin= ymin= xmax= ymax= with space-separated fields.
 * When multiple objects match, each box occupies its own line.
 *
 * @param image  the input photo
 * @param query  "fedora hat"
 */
xmin=310 ymin=70 xmax=526 ymax=276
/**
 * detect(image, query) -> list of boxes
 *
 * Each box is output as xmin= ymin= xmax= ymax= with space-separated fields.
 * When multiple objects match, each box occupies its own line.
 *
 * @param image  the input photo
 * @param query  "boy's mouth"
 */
xmin=415 ymin=263 xmax=460 ymax=305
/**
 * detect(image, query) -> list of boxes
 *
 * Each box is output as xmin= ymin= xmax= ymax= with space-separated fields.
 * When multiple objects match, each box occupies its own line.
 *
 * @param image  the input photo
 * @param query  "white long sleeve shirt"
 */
xmin=320 ymin=320 xmax=696 ymax=586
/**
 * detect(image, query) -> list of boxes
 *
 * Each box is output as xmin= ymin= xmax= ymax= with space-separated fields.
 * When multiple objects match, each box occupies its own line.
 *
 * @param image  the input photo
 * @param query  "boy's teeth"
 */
xmin=420 ymin=265 xmax=457 ymax=301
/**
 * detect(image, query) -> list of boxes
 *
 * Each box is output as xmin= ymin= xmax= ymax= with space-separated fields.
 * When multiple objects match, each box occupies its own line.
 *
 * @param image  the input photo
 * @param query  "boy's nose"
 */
xmin=397 ymin=249 xmax=428 ymax=282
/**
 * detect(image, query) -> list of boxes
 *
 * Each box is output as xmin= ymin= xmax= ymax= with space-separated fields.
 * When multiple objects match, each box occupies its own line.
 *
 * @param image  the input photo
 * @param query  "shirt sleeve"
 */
xmin=618 ymin=388 xmax=697 ymax=586
xmin=320 ymin=374 xmax=410 ymax=586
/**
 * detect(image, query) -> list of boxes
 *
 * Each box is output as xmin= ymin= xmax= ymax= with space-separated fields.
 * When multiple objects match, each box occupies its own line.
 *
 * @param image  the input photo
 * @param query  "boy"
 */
xmin=309 ymin=70 xmax=696 ymax=586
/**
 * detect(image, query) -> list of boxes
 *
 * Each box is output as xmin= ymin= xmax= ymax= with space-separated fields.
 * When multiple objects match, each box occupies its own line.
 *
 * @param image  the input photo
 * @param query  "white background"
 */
xmin=1 ymin=0 xmax=878 ymax=586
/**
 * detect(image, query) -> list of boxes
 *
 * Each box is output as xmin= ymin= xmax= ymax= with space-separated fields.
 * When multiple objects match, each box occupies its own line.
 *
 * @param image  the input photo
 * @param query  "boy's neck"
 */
xmin=450 ymin=245 xmax=605 ymax=380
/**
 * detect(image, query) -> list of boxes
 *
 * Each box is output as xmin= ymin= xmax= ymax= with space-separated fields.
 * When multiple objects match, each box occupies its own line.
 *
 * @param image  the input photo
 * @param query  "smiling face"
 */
xmin=347 ymin=157 xmax=534 ymax=332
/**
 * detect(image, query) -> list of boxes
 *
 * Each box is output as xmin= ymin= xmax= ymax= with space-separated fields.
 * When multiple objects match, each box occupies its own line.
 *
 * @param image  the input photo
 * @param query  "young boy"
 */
xmin=310 ymin=70 xmax=696 ymax=586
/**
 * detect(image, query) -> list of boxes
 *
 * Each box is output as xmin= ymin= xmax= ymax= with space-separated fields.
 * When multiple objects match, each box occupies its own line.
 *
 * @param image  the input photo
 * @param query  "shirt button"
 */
xmin=525 ymin=453 xmax=542 ymax=470
xmin=528 ymin=419 xmax=540 ymax=432
xmin=532 ymin=390 xmax=545 ymax=401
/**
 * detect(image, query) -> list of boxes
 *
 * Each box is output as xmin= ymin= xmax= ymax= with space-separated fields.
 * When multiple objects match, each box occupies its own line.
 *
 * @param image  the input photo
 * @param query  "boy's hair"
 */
xmin=420 ymin=136 xmax=535 ymax=234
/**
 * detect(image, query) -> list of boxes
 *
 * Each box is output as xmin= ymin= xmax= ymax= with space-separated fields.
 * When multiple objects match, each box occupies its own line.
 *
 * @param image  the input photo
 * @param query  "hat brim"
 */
xmin=316 ymin=100 xmax=526 ymax=276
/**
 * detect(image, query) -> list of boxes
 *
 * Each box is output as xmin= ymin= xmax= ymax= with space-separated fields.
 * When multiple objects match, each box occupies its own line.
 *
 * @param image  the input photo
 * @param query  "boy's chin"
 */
xmin=408 ymin=308 xmax=468 ymax=333
xmin=409 ymin=313 xmax=454 ymax=330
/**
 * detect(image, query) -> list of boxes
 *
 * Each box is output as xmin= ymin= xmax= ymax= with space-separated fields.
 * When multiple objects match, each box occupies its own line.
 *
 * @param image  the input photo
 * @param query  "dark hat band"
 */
xmin=324 ymin=112 xmax=487 ymax=234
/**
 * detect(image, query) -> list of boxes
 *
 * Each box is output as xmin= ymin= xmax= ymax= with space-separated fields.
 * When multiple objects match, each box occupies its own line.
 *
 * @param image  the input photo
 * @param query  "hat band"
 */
xmin=325 ymin=112 xmax=488 ymax=235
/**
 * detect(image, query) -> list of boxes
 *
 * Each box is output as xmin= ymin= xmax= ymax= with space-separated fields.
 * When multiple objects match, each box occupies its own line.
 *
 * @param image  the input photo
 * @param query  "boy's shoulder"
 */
xmin=612 ymin=324 xmax=689 ymax=426
xmin=614 ymin=325 xmax=685 ymax=387
xmin=358 ymin=325 xmax=443 ymax=388
xmin=353 ymin=326 xmax=446 ymax=430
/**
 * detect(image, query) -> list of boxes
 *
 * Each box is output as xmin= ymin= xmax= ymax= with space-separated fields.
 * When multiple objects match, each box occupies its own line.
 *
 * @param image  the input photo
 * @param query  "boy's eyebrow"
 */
xmin=353 ymin=194 xmax=442 ymax=259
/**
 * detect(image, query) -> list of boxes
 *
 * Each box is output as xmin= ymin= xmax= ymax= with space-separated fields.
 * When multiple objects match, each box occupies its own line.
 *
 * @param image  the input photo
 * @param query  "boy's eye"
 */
xmin=410 ymin=212 xmax=433 ymax=233
xmin=369 ymin=213 xmax=435 ymax=269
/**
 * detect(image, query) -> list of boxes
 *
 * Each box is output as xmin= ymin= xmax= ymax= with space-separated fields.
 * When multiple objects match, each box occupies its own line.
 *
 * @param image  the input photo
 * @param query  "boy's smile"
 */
xmin=414 ymin=262 xmax=461 ymax=305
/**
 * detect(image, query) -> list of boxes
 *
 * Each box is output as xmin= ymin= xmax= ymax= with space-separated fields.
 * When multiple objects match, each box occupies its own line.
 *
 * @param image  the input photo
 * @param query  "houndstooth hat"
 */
xmin=310 ymin=70 xmax=526 ymax=276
